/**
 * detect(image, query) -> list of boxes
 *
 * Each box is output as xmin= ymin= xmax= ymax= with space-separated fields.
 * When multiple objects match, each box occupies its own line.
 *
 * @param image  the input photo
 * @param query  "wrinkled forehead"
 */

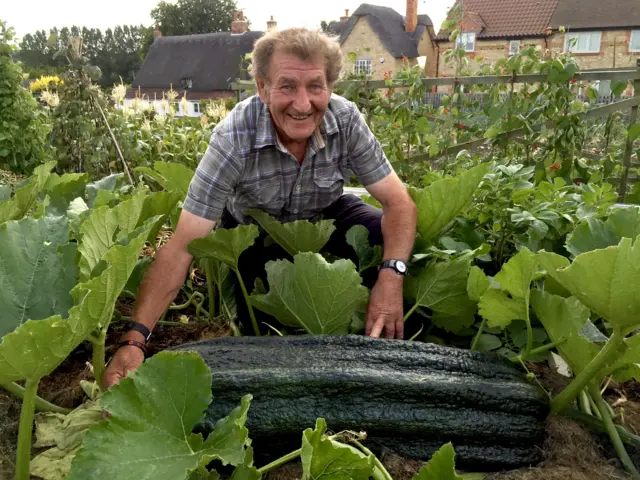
xmin=268 ymin=49 xmax=327 ymax=84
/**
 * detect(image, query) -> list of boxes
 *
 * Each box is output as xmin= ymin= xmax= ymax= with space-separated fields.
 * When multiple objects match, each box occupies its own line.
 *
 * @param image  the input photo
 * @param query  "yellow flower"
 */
xmin=30 ymin=75 xmax=63 ymax=93
xmin=111 ymin=84 xmax=127 ymax=104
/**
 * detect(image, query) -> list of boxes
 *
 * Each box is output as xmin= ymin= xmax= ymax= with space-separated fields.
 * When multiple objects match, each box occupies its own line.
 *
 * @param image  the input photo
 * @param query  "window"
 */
xmin=631 ymin=30 xmax=640 ymax=52
xmin=598 ymin=80 xmax=611 ymax=97
xmin=564 ymin=31 xmax=602 ymax=53
xmin=193 ymin=102 xmax=201 ymax=114
xmin=509 ymin=40 xmax=521 ymax=56
xmin=353 ymin=59 xmax=372 ymax=75
xmin=456 ymin=32 xmax=476 ymax=52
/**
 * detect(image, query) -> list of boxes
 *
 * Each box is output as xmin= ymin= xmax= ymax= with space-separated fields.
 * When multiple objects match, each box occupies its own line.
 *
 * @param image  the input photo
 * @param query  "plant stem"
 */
xmin=471 ymin=318 xmax=487 ymax=350
xmin=587 ymin=391 xmax=603 ymax=420
xmin=15 ymin=378 xmax=39 ymax=480
xmin=588 ymin=384 xmax=639 ymax=477
xmin=235 ymin=269 xmax=260 ymax=336
xmin=509 ymin=339 xmax=564 ymax=363
xmin=351 ymin=440 xmax=393 ymax=480
xmin=256 ymin=448 xmax=301 ymax=475
xmin=204 ymin=259 xmax=215 ymax=320
xmin=0 ymin=382 xmax=70 ymax=415
xmin=551 ymin=329 xmax=625 ymax=414
xmin=403 ymin=303 xmax=420 ymax=323
xmin=522 ymin=299 xmax=533 ymax=360
xmin=91 ymin=328 xmax=107 ymax=392
xmin=579 ymin=389 xmax=592 ymax=416
xmin=562 ymin=408 xmax=640 ymax=450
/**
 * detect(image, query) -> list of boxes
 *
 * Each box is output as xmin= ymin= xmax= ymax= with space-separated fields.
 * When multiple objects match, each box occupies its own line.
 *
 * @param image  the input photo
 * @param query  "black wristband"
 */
xmin=118 ymin=340 xmax=148 ymax=356
xmin=125 ymin=322 xmax=152 ymax=342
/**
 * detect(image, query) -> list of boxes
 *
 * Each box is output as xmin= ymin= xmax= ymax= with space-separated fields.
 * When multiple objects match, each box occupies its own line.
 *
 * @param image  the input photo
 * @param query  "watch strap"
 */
xmin=378 ymin=259 xmax=407 ymax=275
xmin=125 ymin=321 xmax=152 ymax=342
xmin=118 ymin=339 xmax=148 ymax=356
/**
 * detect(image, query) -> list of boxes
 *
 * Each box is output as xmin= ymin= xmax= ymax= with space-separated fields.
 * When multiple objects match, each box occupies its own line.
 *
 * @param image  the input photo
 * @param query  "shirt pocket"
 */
xmin=237 ymin=179 xmax=285 ymax=215
xmin=313 ymin=169 xmax=344 ymax=209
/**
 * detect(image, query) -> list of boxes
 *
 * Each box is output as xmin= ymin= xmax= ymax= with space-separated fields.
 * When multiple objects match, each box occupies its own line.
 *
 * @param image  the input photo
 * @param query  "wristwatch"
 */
xmin=378 ymin=259 xmax=408 ymax=276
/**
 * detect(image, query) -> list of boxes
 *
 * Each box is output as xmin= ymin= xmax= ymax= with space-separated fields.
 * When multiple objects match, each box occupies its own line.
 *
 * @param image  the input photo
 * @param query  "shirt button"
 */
xmin=293 ymin=209 xmax=299 ymax=214
xmin=295 ymin=185 xmax=301 ymax=191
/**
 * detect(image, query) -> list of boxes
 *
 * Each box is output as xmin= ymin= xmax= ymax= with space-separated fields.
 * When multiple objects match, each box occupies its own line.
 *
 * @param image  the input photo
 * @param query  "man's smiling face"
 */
xmin=257 ymin=49 xmax=332 ymax=144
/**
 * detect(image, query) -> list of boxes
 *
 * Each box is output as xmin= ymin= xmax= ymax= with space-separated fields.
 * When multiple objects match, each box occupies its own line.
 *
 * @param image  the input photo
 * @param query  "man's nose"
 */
xmin=293 ymin=88 xmax=311 ymax=113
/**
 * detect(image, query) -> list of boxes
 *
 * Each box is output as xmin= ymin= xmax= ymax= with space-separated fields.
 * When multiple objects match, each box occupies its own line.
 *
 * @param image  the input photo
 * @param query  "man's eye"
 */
xmin=281 ymin=85 xmax=294 ymax=92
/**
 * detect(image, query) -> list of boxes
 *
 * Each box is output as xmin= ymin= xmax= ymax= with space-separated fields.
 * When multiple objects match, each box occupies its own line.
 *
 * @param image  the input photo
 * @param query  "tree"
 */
xmin=0 ymin=20 xmax=48 ymax=173
xmin=150 ymin=0 xmax=239 ymax=36
xmin=18 ymin=25 xmax=150 ymax=87
xmin=320 ymin=21 xmax=331 ymax=33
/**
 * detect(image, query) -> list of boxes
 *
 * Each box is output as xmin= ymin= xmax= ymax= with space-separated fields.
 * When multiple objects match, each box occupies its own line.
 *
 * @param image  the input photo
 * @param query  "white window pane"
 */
xmin=631 ymin=31 xmax=640 ymax=51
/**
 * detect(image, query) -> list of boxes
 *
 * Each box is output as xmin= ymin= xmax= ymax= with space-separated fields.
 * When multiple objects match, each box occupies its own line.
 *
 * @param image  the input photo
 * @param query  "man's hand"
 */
xmin=103 ymin=344 xmax=145 ymax=390
xmin=365 ymin=270 xmax=404 ymax=339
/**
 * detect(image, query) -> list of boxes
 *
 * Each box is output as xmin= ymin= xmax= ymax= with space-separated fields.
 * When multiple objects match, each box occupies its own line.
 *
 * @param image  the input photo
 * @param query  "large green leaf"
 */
xmin=301 ymin=419 xmax=374 ymax=480
xmin=0 ymin=216 xmax=77 ymax=338
xmin=346 ymin=225 xmax=383 ymax=272
xmin=412 ymin=442 xmax=463 ymax=480
xmin=0 ymin=161 xmax=56 ymax=223
xmin=477 ymin=248 xmax=536 ymax=329
xmin=537 ymin=239 xmax=640 ymax=328
xmin=410 ymin=163 xmax=488 ymax=242
xmin=251 ymin=252 xmax=368 ymax=335
xmin=86 ymin=173 xmax=124 ymax=208
xmin=135 ymin=161 xmax=194 ymax=196
xmin=68 ymin=351 xmax=251 ymax=480
xmin=248 ymin=208 xmax=335 ymax=256
xmin=78 ymin=190 xmax=172 ymax=281
xmin=405 ymin=249 xmax=484 ymax=332
xmin=467 ymin=266 xmax=489 ymax=302
xmin=0 ymin=224 xmax=150 ymax=384
xmin=188 ymin=225 xmax=259 ymax=271
xmin=566 ymin=207 xmax=640 ymax=257
xmin=604 ymin=335 xmax=640 ymax=382
xmin=530 ymin=290 xmax=600 ymax=375
xmin=43 ymin=173 xmax=88 ymax=217
xmin=206 ymin=259 xmax=237 ymax=320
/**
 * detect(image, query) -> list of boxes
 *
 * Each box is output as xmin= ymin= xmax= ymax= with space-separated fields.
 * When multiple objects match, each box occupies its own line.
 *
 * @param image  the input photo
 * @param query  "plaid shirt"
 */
xmin=182 ymin=94 xmax=392 ymax=224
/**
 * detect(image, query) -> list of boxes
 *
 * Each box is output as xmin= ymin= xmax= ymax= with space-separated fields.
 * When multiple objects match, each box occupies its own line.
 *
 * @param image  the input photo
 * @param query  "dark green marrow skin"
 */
xmin=173 ymin=335 xmax=549 ymax=470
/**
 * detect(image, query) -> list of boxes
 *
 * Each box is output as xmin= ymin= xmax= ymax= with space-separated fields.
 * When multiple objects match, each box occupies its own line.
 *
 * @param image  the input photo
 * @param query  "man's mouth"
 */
xmin=288 ymin=113 xmax=312 ymax=120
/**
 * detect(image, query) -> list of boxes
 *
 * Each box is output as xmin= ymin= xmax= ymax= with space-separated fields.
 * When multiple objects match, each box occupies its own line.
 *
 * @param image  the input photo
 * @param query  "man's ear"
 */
xmin=256 ymin=77 xmax=269 ymax=104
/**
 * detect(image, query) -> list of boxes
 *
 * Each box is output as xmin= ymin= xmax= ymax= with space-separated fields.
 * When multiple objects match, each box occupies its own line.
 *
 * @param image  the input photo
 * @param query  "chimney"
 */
xmin=267 ymin=15 xmax=277 ymax=32
xmin=340 ymin=9 xmax=350 ymax=22
xmin=153 ymin=24 xmax=162 ymax=41
xmin=405 ymin=0 xmax=417 ymax=33
xmin=231 ymin=10 xmax=248 ymax=34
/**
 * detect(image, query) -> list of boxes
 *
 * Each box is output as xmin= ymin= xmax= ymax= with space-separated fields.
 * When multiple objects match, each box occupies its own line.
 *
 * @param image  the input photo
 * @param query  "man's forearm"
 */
xmin=380 ymin=194 xmax=417 ymax=263
xmin=123 ymin=243 xmax=193 ymax=341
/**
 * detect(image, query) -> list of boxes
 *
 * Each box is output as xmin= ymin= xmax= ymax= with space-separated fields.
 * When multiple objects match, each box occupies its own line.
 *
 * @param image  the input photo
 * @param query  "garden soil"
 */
xmin=0 ymin=319 xmax=638 ymax=479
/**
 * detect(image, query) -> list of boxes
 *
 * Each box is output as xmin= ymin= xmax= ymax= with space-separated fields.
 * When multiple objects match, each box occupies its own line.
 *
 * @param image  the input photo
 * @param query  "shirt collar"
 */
xmin=254 ymin=96 xmax=339 ymax=150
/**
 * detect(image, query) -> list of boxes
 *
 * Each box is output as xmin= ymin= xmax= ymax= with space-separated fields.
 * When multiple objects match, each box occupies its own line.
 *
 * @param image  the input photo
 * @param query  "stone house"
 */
xmin=435 ymin=0 xmax=640 ymax=94
xmin=124 ymin=12 xmax=270 ymax=117
xmin=327 ymin=2 xmax=438 ymax=80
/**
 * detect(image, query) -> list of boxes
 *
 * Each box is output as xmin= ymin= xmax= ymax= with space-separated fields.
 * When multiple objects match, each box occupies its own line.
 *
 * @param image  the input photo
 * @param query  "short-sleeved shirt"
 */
xmin=182 ymin=93 xmax=392 ymax=224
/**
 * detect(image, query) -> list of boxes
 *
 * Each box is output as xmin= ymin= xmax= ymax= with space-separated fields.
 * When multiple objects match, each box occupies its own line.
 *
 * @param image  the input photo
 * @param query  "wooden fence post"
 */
xmin=618 ymin=59 xmax=640 ymax=202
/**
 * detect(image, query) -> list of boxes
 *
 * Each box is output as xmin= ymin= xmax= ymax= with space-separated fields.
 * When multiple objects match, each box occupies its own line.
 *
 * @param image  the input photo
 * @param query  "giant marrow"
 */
xmin=174 ymin=335 xmax=549 ymax=470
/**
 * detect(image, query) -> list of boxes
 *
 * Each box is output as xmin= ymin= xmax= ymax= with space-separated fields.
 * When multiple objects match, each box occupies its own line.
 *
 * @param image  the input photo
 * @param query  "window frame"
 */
xmin=193 ymin=101 xmax=201 ymax=114
xmin=353 ymin=59 xmax=372 ymax=76
xmin=564 ymin=31 xmax=602 ymax=54
xmin=508 ymin=40 xmax=521 ymax=56
xmin=631 ymin=30 xmax=640 ymax=53
xmin=456 ymin=31 xmax=476 ymax=52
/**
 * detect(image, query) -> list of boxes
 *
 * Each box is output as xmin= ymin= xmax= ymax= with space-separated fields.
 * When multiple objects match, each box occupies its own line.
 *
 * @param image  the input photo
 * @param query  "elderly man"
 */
xmin=104 ymin=27 xmax=416 ymax=389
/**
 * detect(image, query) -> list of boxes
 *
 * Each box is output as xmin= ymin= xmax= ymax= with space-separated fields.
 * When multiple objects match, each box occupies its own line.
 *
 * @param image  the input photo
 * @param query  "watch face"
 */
xmin=396 ymin=261 xmax=407 ymax=273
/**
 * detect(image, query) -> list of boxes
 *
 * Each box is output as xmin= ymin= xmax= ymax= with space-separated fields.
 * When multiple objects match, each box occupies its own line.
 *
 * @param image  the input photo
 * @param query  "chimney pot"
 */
xmin=231 ymin=10 xmax=248 ymax=34
xmin=405 ymin=0 xmax=417 ymax=33
xmin=267 ymin=15 xmax=277 ymax=32
xmin=340 ymin=9 xmax=350 ymax=22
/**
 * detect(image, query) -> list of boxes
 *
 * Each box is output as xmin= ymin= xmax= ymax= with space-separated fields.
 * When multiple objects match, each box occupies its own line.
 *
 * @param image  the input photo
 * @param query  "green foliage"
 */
xmin=412 ymin=442 xmax=463 ymax=480
xmin=68 ymin=351 xmax=252 ymax=479
xmin=251 ymin=252 xmax=368 ymax=335
xmin=0 ymin=161 xmax=56 ymax=223
xmin=301 ymin=419 xmax=375 ymax=480
xmin=566 ymin=206 xmax=640 ymax=257
xmin=188 ymin=225 xmax=259 ymax=271
xmin=151 ymin=0 xmax=239 ymax=36
xmin=346 ymin=225 xmax=383 ymax=272
xmin=135 ymin=161 xmax=194 ymax=196
xmin=0 ymin=21 xmax=48 ymax=173
xmin=248 ymin=209 xmax=336 ymax=256
xmin=0 ymin=216 xmax=77 ymax=337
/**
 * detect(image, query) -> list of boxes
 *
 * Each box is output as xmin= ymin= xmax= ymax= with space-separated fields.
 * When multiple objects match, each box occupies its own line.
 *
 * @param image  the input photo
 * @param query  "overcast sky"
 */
xmin=4 ymin=0 xmax=451 ymax=40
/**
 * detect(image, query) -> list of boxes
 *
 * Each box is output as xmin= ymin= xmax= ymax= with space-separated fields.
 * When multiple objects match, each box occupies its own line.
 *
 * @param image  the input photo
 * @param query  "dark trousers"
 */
xmin=219 ymin=194 xmax=383 ymax=332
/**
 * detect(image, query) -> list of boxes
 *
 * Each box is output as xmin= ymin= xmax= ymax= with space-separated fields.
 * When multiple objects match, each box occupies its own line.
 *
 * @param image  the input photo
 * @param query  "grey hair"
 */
xmin=251 ymin=27 xmax=343 ymax=85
